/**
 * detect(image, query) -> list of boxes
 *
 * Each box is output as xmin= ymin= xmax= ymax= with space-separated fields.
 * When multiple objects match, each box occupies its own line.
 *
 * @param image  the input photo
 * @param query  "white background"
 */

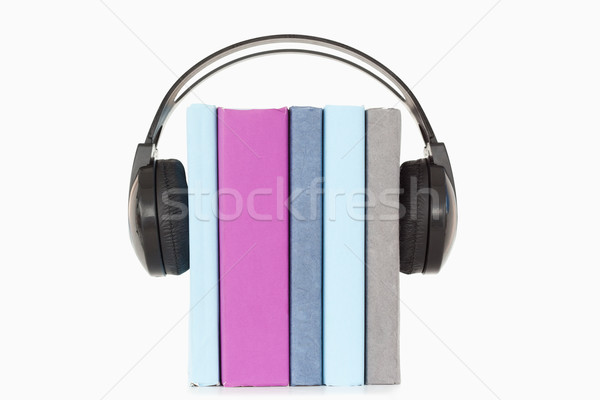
xmin=1 ymin=1 xmax=599 ymax=399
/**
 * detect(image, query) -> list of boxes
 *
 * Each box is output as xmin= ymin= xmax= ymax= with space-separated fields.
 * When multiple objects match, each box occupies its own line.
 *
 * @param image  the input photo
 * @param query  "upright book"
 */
xmin=323 ymin=105 xmax=365 ymax=386
xmin=217 ymin=107 xmax=289 ymax=387
xmin=187 ymin=104 xmax=220 ymax=386
xmin=289 ymin=107 xmax=323 ymax=386
xmin=365 ymin=108 xmax=401 ymax=385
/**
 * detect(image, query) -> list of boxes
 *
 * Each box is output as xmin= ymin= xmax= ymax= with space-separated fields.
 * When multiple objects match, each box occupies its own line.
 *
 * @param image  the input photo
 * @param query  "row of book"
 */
xmin=187 ymin=105 xmax=400 ymax=387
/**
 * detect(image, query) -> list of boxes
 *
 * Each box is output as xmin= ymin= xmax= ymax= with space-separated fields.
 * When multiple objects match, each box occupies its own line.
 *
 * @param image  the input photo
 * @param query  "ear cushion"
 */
xmin=399 ymin=159 xmax=430 ymax=274
xmin=155 ymin=159 xmax=189 ymax=275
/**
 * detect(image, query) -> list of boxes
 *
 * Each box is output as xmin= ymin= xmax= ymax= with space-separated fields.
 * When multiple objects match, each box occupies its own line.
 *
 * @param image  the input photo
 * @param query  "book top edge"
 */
xmin=366 ymin=107 xmax=401 ymax=113
xmin=188 ymin=104 xmax=216 ymax=110
xmin=217 ymin=107 xmax=288 ymax=113
xmin=186 ymin=105 xmax=400 ymax=113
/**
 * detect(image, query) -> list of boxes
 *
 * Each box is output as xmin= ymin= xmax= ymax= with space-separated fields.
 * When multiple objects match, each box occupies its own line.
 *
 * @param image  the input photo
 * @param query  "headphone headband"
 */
xmin=144 ymin=34 xmax=438 ymax=146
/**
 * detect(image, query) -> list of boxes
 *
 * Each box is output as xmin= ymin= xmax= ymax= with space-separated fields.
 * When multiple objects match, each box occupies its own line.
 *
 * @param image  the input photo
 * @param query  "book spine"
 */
xmin=186 ymin=104 xmax=220 ymax=386
xmin=323 ymin=105 xmax=365 ymax=386
xmin=365 ymin=108 xmax=401 ymax=385
xmin=218 ymin=108 xmax=289 ymax=387
xmin=289 ymin=107 xmax=324 ymax=386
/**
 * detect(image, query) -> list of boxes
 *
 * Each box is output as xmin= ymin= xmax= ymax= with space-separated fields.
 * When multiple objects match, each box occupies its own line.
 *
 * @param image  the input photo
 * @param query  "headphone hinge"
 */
xmin=129 ymin=143 xmax=156 ymax=191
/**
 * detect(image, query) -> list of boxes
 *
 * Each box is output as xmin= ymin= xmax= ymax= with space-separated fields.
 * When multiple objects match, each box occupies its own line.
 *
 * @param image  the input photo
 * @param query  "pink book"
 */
xmin=217 ymin=107 xmax=289 ymax=387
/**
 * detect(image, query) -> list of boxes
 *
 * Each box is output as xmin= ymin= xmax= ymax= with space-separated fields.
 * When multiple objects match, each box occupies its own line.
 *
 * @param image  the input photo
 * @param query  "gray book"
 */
xmin=365 ymin=108 xmax=401 ymax=385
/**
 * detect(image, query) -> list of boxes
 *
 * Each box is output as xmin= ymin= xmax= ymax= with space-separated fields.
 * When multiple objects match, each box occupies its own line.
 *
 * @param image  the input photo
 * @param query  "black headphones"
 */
xmin=128 ymin=34 xmax=457 ymax=277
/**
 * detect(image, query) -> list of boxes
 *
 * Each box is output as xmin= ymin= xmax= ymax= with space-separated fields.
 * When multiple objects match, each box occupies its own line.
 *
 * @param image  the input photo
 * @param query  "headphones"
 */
xmin=128 ymin=34 xmax=457 ymax=277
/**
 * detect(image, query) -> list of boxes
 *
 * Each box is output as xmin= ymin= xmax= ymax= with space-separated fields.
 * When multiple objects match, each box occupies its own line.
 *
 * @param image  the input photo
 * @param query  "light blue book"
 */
xmin=289 ymin=107 xmax=323 ymax=386
xmin=187 ymin=104 xmax=220 ymax=386
xmin=323 ymin=105 xmax=365 ymax=386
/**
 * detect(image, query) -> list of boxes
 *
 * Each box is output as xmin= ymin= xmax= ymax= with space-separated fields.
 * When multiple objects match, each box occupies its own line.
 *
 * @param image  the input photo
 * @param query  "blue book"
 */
xmin=289 ymin=107 xmax=323 ymax=386
xmin=323 ymin=105 xmax=365 ymax=386
xmin=187 ymin=104 xmax=220 ymax=386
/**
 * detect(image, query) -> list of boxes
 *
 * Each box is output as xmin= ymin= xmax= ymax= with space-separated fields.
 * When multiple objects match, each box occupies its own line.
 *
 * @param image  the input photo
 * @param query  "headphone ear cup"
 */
xmin=399 ymin=159 xmax=430 ymax=275
xmin=155 ymin=159 xmax=189 ymax=275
